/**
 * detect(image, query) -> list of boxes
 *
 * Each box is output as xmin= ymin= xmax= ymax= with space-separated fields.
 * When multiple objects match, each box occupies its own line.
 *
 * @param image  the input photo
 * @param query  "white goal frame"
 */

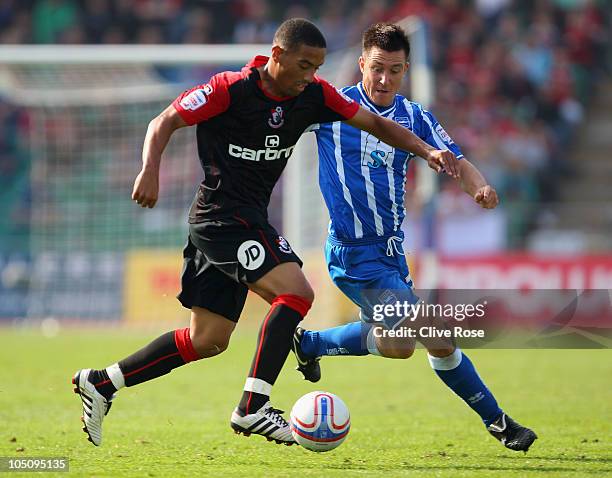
xmin=1 ymin=21 xmax=439 ymax=294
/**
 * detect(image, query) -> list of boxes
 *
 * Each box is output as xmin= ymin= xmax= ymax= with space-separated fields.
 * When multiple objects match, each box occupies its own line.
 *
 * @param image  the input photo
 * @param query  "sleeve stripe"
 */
xmin=172 ymin=71 xmax=241 ymax=125
xmin=320 ymin=79 xmax=360 ymax=119
xmin=420 ymin=112 xmax=449 ymax=150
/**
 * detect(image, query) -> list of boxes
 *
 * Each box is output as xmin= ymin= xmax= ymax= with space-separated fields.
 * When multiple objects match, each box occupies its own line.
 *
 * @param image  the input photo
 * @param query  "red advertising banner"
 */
xmin=433 ymin=254 xmax=612 ymax=290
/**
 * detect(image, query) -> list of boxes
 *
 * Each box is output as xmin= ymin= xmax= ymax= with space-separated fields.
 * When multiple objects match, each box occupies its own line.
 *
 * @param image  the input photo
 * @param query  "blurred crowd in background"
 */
xmin=0 ymin=0 xmax=609 ymax=252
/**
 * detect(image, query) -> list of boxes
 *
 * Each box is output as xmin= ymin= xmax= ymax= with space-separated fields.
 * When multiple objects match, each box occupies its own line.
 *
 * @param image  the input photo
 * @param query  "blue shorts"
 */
xmin=325 ymin=237 xmax=420 ymax=324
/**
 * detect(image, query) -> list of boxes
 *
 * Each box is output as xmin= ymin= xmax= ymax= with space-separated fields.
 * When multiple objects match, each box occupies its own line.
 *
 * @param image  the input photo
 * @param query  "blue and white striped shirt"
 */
xmin=315 ymin=82 xmax=464 ymax=243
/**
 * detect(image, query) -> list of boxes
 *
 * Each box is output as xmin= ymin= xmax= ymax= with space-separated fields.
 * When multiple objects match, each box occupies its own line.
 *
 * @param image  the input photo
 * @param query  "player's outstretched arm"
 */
xmin=457 ymin=158 xmax=499 ymax=209
xmin=132 ymin=105 xmax=188 ymax=208
xmin=345 ymin=106 xmax=459 ymax=178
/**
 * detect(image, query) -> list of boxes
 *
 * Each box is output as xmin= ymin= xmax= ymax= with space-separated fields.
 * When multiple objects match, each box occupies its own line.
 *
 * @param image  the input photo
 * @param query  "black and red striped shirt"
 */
xmin=172 ymin=55 xmax=359 ymax=222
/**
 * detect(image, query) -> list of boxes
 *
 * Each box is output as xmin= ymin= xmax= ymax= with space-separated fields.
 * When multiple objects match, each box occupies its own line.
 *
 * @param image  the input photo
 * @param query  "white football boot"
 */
xmin=230 ymin=402 xmax=295 ymax=445
xmin=72 ymin=369 xmax=114 ymax=446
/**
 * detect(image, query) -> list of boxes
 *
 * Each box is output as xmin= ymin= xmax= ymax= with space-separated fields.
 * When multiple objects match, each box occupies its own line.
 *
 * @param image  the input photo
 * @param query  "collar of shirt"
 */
xmin=246 ymin=55 xmax=269 ymax=68
xmin=356 ymin=82 xmax=397 ymax=117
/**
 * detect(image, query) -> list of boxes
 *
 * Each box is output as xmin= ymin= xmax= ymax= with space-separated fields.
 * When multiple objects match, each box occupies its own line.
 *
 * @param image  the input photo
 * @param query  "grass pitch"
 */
xmin=0 ymin=327 xmax=610 ymax=477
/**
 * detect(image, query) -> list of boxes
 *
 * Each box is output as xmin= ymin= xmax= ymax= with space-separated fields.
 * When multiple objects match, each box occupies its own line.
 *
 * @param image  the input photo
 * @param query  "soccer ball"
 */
xmin=289 ymin=391 xmax=350 ymax=452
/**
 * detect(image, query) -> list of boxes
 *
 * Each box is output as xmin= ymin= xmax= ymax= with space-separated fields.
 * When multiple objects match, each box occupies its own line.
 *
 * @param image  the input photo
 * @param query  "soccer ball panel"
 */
xmin=289 ymin=391 xmax=350 ymax=452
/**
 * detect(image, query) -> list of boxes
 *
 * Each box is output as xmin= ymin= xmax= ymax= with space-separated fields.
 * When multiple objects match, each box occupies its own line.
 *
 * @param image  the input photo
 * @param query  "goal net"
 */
xmin=0 ymin=46 xmax=269 ymax=323
xmin=0 ymin=21 xmax=435 ymax=326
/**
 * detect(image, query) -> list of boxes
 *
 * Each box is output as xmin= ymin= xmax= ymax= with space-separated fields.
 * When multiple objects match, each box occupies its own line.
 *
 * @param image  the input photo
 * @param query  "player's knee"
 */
xmin=297 ymin=283 xmax=315 ymax=305
xmin=381 ymin=346 xmax=415 ymax=359
xmin=376 ymin=337 xmax=415 ymax=359
xmin=188 ymin=307 xmax=236 ymax=359
xmin=199 ymin=341 xmax=229 ymax=358
xmin=189 ymin=327 xmax=231 ymax=358
xmin=190 ymin=334 xmax=229 ymax=358
xmin=279 ymin=279 xmax=315 ymax=304
xmin=273 ymin=283 xmax=314 ymax=305
xmin=252 ymin=263 xmax=315 ymax=305
xmin=427 ymin=345 xmax=456 ymax=358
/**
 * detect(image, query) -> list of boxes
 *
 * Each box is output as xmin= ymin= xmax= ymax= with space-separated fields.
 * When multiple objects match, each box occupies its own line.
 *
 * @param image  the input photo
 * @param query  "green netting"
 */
xmin=28 ymin=100 xmax=201 ymax=253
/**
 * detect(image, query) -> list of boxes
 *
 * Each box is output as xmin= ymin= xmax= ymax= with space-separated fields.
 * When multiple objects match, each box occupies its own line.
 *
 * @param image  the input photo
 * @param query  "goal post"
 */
xmin=0 ymin=44 xmax=269 ymax=65
xmin=0 ymin=44 xmax=270 ymax=324
xmin=0 ymin=23 xmax=437 ymax=326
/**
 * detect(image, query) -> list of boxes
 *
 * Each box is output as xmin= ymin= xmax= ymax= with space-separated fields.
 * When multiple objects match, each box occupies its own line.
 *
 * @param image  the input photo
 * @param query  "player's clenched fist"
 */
xmin=425 ymin=149 xmax=459 ymax=178
xmin=474 ymin=185 xmax=499 ymax=209
xmin=132 ymin=168 xmax=159 ymax=208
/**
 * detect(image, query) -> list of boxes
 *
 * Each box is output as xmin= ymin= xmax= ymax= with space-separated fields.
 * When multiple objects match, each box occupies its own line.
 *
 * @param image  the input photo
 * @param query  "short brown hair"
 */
xmin=362 ymin=23 xmax=410 ymax=59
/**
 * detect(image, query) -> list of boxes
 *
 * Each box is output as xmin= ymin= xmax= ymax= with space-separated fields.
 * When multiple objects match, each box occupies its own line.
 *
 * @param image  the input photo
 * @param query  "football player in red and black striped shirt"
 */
xmin=72 ymin=18 xmax=459 ymax=446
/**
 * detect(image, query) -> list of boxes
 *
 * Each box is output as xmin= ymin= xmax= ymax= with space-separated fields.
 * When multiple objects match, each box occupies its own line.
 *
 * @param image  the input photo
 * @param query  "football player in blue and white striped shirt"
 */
xmin=293 ymin=23 xmax=537 ymax=452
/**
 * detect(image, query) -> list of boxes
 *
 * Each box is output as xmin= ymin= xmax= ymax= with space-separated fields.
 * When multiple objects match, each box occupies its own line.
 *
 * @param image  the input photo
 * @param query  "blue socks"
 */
xmin=300 ymin=321 xmax=369 ymax=357
xmin=301 ymin=324 xmax=503 ymax=426
xmin=428 ymin=348 xmax=502 ymax=426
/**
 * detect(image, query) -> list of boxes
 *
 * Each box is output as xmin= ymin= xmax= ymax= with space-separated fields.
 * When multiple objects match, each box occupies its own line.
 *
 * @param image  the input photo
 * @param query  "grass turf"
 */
xmin=0 ymin=327 xmax=610 ymax=477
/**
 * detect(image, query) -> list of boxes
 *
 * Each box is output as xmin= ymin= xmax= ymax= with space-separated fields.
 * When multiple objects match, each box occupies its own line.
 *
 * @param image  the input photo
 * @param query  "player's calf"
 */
xmin=71 ymin=327 xmax=207 ymax=445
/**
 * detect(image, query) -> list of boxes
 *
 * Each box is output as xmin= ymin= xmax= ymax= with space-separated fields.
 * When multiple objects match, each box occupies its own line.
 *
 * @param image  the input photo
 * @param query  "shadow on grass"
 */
xmin=315 ymin=457 xmax=609 ymax=475
xmin=498 ymin=454 xmax=612 ymax=465
xmin=402 ymin=466 xmax=603 ymax=474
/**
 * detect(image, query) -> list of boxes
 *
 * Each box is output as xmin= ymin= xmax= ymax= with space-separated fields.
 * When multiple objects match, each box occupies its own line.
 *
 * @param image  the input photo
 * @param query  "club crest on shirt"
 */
xmin=276 ymin=235 xmax=292 ymax=254
xmin=395 ymin=116 xmax=411 ymax=128
xmin=268 ymin=106 xmax=285 ymax=128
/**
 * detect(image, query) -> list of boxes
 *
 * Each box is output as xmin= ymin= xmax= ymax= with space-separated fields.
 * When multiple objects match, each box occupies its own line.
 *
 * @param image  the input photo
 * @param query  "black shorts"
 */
xmin=177 ymin=210 xmax=303 ymax=322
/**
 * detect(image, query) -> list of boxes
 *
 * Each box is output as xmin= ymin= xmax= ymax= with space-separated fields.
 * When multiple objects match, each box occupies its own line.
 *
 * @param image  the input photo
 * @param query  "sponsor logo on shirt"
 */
xmin=362 ymin=135 xmax=393 ymax=169
xmin=228 ymin=141 xmax=295 ymax=162
xmin=435 ymin=124 xmax=453 ymax=144
xmin=237 ymin=240 xmax=265 ymax=270
xmin=367 ymin=150 xmax=389 ymax=169
xmin=265 ymin=135 xmax=280 ymax=147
